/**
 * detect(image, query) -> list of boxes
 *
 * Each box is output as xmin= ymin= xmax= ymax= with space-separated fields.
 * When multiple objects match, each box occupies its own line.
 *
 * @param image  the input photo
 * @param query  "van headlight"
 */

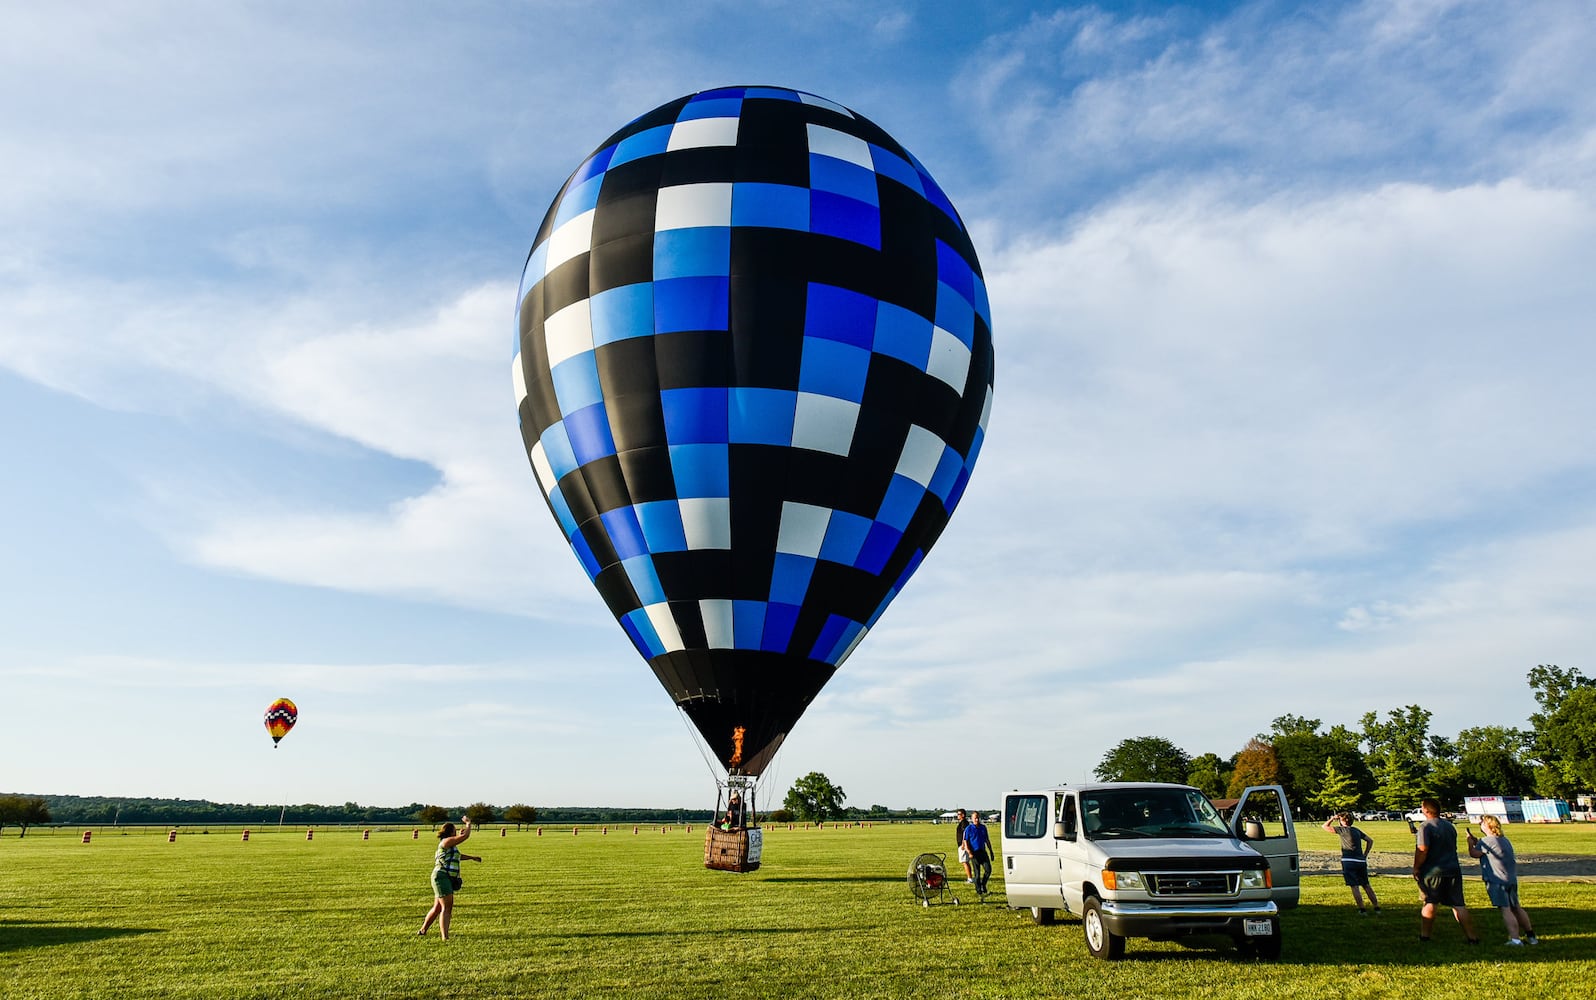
xmin=1102 ymin=870 xmax=1145 ymax=891
xmin=1239 ymin=869 xmax=1268 ymax=889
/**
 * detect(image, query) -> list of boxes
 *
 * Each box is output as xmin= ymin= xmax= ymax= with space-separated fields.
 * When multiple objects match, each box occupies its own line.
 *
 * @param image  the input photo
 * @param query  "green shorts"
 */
xmin=431 ymin=868 xmax=456 ymax=897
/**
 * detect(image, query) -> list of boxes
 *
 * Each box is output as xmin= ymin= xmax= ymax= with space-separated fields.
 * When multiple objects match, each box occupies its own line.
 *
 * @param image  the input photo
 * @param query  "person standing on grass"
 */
xmin=1322 ymin=812 xmax=1380 ymax=914
xmin=954 ymin=808 xmax=973 ymax=883
xmin=1413 ymin=798 xmax=1479 ymax=944
xmin=962 ymin=811 xmax=993 ymax=896
xmin=419 ymin=816 xmax=481 ymax=940
xmin=1467 ymin=815 xmax=1539 ymax=946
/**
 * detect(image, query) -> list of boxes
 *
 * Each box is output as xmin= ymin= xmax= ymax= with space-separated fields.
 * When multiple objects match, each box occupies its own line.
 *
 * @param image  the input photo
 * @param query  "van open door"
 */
xmin=1230 ymin=785 xmax=1299 ymax=908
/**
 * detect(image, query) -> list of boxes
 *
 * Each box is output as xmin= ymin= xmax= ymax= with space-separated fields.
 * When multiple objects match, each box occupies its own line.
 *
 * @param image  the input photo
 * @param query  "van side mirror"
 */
xmin=1054 ymin=821 xmax=1075 ymax=842
xmin=1244 ymin=819 xmax=1265 ymax=840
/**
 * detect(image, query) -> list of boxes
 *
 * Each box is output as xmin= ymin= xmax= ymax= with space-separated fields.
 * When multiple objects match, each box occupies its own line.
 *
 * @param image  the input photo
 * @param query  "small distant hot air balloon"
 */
xmin=264 ymin=698 xmax=298 ymax=747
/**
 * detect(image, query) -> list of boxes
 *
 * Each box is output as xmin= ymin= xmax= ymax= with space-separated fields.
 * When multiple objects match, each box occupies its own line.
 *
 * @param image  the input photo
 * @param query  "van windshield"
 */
xmin=1080 ymin=788 xmax=1231 ymax=840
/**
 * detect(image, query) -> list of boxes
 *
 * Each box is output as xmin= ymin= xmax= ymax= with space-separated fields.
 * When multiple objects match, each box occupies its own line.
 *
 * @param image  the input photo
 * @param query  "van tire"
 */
xmin=1082 ymin=897 xmax=1124 ymax=960
xmin=1031 ymin=906 xmax=1056 ymax=925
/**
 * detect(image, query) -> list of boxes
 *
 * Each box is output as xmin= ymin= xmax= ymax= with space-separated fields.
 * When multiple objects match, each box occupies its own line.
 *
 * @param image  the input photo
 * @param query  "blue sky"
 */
xmin=4 ymin=0 xmax=1594 ymax=811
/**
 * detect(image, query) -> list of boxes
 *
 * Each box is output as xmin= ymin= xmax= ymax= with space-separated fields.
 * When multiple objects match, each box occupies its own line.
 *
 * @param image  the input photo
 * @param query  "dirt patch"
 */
xmin=1301 ymin=850 xmax=1596 ymax=883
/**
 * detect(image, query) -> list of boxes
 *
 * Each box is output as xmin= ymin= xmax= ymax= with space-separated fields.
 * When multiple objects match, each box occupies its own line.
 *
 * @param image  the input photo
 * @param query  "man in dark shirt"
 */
xmin=1413 ymin=798 xmax=1479 ymax=943
xmin=954 ymin=808 xmax=972 ymax=883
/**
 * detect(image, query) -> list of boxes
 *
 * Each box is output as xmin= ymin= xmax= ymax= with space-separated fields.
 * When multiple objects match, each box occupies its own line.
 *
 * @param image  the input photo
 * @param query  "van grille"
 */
xmin=1147 ymin=872 xmax=1238 ymax=895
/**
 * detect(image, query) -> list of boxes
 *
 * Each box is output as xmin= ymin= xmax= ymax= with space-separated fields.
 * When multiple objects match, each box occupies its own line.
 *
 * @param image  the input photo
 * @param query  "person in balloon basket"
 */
xmin=1412 ymin=798 xmax=1479 ymax=944
xmin=962 ymin=811 xmax=993 ymax=896
xmin=419 ymin=816 xmax=481 ymax=940
xmin=954 ymin=808 xmax=973 ymax=883
xmin=1467 ymin=815 xmax=1539 ymax=946
xmin=1322 ymin=812 xmax=1380 ymax=914
xmin=722 ymin=792 xmax=745 ymax=830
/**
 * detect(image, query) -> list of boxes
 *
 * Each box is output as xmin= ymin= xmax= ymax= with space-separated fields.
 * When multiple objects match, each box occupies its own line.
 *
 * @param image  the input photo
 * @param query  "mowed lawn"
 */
xmin=4 ymin=822 xmax=1595 ymax=999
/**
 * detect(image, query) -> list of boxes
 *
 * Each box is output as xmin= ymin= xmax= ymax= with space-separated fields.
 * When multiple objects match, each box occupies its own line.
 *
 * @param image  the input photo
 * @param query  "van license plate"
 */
xmin=1243 ymin=919 xmax=1273 ymax=937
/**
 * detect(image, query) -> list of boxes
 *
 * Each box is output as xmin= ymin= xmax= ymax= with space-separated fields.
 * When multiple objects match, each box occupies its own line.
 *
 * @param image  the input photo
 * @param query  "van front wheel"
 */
xmin=1082 ymin=897 xmax=1124 ymax=960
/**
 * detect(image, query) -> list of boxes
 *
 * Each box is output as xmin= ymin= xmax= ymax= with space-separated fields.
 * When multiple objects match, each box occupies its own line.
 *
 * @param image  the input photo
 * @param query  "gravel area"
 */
xmin=1300 ymin=849 xmax=1596 ymax=882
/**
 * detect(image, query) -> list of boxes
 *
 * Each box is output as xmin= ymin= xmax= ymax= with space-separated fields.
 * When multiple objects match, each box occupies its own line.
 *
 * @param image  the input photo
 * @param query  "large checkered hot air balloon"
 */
xmin=264 ymin=698 xmax=297 ymax=747
xmin=513 ymin=86 xmax=993 ymax=780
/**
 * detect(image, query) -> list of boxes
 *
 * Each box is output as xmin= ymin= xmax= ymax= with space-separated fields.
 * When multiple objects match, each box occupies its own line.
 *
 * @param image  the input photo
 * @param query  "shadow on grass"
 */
xmin=0 ymin=923 xmax=163 ymax=952
xmin=552 ymin=924 xmax=874 ymax=940
xmin=757 ymin=875 xmax=900 ymax=884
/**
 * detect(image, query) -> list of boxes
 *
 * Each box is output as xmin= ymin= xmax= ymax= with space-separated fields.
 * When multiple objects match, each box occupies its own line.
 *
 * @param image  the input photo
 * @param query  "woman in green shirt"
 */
xmin=418 ymin=816 xmax=481 ymax=940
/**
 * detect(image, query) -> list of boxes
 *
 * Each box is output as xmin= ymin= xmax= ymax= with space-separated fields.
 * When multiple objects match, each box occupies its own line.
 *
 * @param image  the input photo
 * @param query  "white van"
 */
xmin=1000 ymin=783 xmax=1298 ymax=960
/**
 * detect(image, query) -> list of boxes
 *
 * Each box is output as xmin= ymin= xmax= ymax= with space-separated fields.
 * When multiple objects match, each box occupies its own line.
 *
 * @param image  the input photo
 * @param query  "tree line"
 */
xmin=1093 ymin=664 xmax=1596 ymax=815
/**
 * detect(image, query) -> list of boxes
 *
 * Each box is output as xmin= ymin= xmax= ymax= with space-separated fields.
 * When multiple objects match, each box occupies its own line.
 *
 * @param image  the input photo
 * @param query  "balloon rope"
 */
xmin=675 ymin=706 xmax=725 ymax=785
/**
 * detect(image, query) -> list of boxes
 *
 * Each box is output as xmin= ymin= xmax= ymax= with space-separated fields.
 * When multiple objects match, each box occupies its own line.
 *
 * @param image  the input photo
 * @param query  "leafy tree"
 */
xmin=1310 ymin=758 xmax=1362 ymax=815
xmin=1527 ymin=665 xmax=1596 ymax=797
xmin=1456 ymin=747 xmax=1535 ymax=797
xmin=1361 ymin=705 xmax=1435 ymax=805
xmin=1226 ymin=738 xmax=1280 ymax=797
xmin=415 ymin=805 xmax=450 ymax=826
xmin=464 ymin=802 xmax=498 ymax=826
xmin=783 ymin=772 xmax=846 ymax=821
xmin=1185 ymin=752 xmax=1231 ymax=799
xmin=1268 ymin=714 xmax=1322 ymax=738
xmin=503 ymin=804 xmax=538 ymax=830
xmin=1095 ymin=737 xmax=1192 ymax=784
xmin=0 ymin=796 xmax=51 ymax=837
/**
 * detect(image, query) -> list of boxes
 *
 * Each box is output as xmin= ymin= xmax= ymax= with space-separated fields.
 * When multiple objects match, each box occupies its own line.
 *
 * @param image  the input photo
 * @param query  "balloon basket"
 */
xmin=704 ymin=826 xmax=763 ymax=873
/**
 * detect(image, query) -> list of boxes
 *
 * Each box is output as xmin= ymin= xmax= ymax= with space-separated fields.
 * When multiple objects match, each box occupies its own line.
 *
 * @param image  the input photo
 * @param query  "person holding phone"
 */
xmin=1468 ymin=815 xmax=1539 ymax=946
xmin=419 ymin=815 xmax=482 ymax=940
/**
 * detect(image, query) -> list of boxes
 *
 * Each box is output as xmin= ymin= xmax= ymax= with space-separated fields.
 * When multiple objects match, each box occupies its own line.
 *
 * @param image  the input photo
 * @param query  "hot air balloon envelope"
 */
xmin=514 ymin=86 xmax=993 ymax=774
xmin=264 ymin=698 xmax=298 ymax=746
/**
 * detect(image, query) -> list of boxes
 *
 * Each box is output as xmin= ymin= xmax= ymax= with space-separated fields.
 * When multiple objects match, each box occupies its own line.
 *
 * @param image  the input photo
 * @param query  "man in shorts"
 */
xmin=1412 ymin=798 xmax=1479 ymax=944
xmin=954 ymin=808 xmax=972 ymax=883
xmin=1322 ymin=812 xmax=1380 ymax=913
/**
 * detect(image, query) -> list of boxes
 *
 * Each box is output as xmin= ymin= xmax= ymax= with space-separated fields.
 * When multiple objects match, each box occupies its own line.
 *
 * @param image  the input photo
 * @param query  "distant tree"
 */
xmin=503 ymin=804 xmax=538 ymax=830
xmin=1456 ymin=747 xmax=1535 ymax=798
xmin=1268 ymin=714 xmax=1322 ymax=739
xmin=464 ymin=802 xmax=498 ymax=826
xmin=867 ymin=803 xmax=889 ymax=818
xmin=1227 ymin=739 xmax=1281 ymax=797
xmin=1310 ymin=759 xmax=1361 ymax=815
xmin=1095 ymin=737 xmax=1191 ymax=784
xmin=1362 ymin=705 xmax=1435 ymax=806
xmin=415 ymin=805 xmax=450 ymax=826
xmin=1186 ymin=752 xmax=1231 ymax=799
xmin=1526 ymin=665 xmax=1596 ymax=797
xmin=0 ymin=796 xmax=51 ymax=837
xmin=767 ymin=808 xmax=795 ymax=824
xmin=783 ymin=772 xmax=846 ymax=821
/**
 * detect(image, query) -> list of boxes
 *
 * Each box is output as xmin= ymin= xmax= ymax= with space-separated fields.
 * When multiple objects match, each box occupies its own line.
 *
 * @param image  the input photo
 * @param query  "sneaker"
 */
xmin=1357 ymin=909 xmax=1367 ymax=916
xmin=965 ymin=878 xmax=975 ymax=884
xmin=1506 ymin=939 xmax=1523 ymax=946
xmin=1526 ymin=933 xmax=1539 ymax=945
xmin=1372 ymin=907 xmax=1382 ymax=914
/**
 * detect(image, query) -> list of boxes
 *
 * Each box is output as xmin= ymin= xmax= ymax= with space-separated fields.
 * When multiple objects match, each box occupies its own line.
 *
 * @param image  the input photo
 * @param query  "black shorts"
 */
xmin=1420 ymin=873 xmax=1466 ymax=908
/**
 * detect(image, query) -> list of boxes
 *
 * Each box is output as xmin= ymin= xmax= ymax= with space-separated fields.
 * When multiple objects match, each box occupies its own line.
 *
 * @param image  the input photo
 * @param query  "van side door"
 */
xmin=1231 ymin=784 xmax=1299 ymax=908
xmin=1002 ymin=792 xmax=1065 ymax=910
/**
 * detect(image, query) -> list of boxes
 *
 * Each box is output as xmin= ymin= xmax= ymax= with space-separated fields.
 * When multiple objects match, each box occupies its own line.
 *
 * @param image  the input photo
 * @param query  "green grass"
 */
xmin=4 ymin=823 xmax=1594 ymax=999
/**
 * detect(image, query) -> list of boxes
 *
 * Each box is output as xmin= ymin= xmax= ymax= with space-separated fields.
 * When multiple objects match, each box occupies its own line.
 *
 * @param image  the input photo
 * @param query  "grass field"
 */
xmin=4 ymin=823 xmax=1595 ymax=999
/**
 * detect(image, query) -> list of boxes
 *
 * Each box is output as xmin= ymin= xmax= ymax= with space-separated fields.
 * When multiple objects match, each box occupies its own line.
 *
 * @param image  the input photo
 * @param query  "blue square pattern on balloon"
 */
xmin=936 ymin=239 xmax=975 ymax=304
xmin=761 ymin=602 xmax=801 ymax=653
xmin=610 ymin=124 xmax=673 ymax=168
xmin=916 ymin=166 xmax=960 ymax=226
xmin=973 ymin=272 xmax=992 ymax=331
xmin=547 ymin=481 xmax=579 ymax=537
xmin=809 ymin=155 xmax=880 ymax=207
xmin=811 ymin=614 xmax=865 ymax=665
xmin=661 ymin=386 xmax=730 ymax=444
xmin=875 ymin=474 xmax=925 ymax=532
xmin=571 ymin=143 xmax=617 ymax=187
xmin=570 ymin=529 xmax=603 ymax=581
xmin=803 ymin=283 xmax=876 ymax=350
xmin=563 ymin=402 xmax=618 ymax=466
xmin=621 ymin=608 xmax=664 ymax=659
xmin=798 ymin=336 xmax=870 ymax=403
xmin=551 ymin=352 xmax=604 ymax=417
xmin=600 ymin=506 xmax=649 ymax=562
xmin=636 ymin=499 xmax=688 ymax=552
xmin=678 ymin=96 xmax=743 ymax=121
xmin=928 ymin=445 xmax=964 ymax=506
xmin=819 ymin=509 xmax=872 ymax=566
xmin=733 ymin=599 xmax=767 ymax=651
xmin=935 ymin=281 xmax=976 ymax=349
xmin=621 ymin=554 xmax=667 ymax=606
xmin=538 ymin=423 xmax=580 ymax=482
xmin=554 ymin=172 xmax=604 ymax=229
xmin=669 ymin=443 xmax=730 ymax=498
xmin=590 ymin=283 xmax=655 ymax=347
xmin=769 ymin=553 xmax=817 ymax=606
xmin=655 ymin=276 xmax=730 ymax=333
xmin=521 ymin=243 xmax=549 ymax=302
xmin=873 ymin=301 xmax=933 ymax=370
xmin=654 ymin=227 xmax=731 ymax=280
xmin=856 ymin=521 xmax=902 ymax=576
xmin=731 ymin=182 xmax=809 ymax=232
xmin=729 ymin=387 xmax=796 ymax=446
xmin=810 ymin=191 xmax=880 ymax=250
xmin=868 ymin=145 xmax=923 ymax=195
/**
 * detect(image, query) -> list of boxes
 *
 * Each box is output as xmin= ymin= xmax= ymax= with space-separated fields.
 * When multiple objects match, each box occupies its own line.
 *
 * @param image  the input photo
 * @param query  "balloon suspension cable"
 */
xmin=676 ymin=705 xmax=726 ymax=785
